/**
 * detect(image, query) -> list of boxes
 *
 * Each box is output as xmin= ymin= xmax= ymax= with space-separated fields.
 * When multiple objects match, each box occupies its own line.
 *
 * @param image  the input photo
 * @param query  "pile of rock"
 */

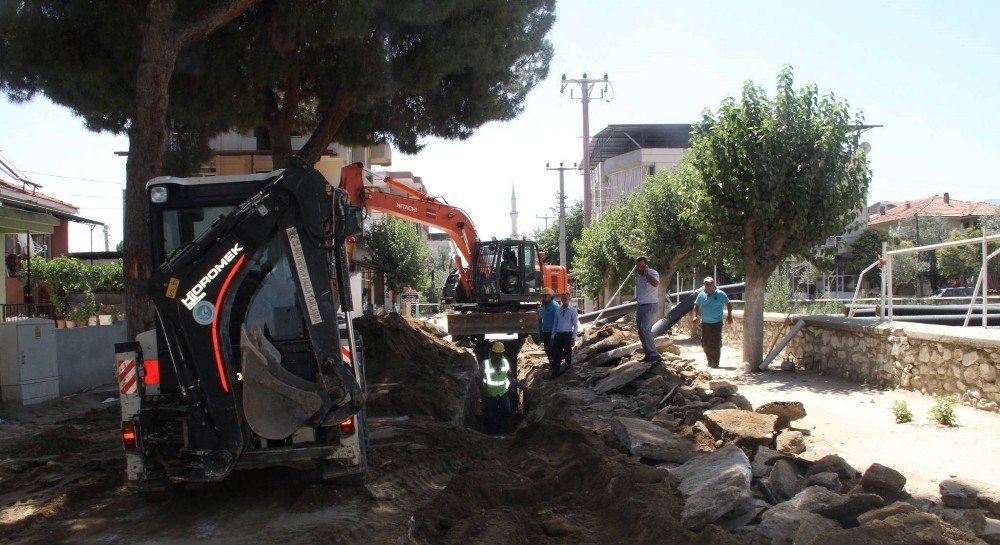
xmin=586 ymin=360 xmax=999 ymax=544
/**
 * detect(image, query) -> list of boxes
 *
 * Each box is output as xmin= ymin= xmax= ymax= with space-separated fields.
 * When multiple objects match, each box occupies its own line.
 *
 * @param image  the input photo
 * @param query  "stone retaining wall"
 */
xmin=672 ymin=310 xmax=1000 ymax=411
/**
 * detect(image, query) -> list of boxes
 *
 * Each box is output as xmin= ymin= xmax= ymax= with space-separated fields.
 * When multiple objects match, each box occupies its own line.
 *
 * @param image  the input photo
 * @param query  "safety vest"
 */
xmin=482 ymin=358 xmax=511 ymax=397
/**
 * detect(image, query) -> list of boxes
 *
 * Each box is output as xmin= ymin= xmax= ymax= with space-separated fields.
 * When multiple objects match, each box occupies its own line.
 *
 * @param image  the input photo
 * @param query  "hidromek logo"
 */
xmin=181 ymin=243 xmax=244 ymax=310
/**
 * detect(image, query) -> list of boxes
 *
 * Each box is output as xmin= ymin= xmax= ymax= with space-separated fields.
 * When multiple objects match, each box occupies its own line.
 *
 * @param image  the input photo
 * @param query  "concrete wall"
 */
xmin=54 ymin=322 xmax=127 ymax=395
xmin=674 ymin=311 xmax=1000 ymax=411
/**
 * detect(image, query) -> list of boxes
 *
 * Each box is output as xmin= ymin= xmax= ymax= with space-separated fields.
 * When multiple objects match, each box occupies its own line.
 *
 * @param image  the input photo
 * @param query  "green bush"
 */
xmin=891 ymin=400 xmax=913 ymax=423
xmin=929 ymin=395 xmax=957 ymax=426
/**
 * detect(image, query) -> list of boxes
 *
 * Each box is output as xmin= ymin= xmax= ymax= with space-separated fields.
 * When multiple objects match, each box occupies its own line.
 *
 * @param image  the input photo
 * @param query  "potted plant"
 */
xmin=69 ymin=306 xmax=90 ymax=328
xmin=98 ymin=304 xmax=115 ymax=325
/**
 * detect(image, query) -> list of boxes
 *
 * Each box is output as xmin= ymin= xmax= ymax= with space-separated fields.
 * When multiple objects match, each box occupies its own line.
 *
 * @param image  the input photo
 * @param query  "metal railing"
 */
xmin=1 ymin=303 xmax=55 ymax=322
xmin=882 ymin=233 xmax=1000 ymax=328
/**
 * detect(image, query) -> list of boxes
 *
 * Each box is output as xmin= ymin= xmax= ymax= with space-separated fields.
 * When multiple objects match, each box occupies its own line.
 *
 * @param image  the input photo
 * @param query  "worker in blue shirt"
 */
xmin=550 ymin=292 xmax=579 ymax=378
xmin=539 ymin=287 xmax=560 ymax=370
xmin=693 ymin=276 xmax=733 ymax=368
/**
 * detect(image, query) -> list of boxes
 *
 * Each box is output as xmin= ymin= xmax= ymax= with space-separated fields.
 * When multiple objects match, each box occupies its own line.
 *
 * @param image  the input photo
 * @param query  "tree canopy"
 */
xmin=535 ymin=201 xmax=583 ymax=268
xmin=573 ymin=163 xmax=701 ymax=303
xmin=365 ymin=217 xmax=432 ymax=299
xmin=689 ymin=66 xmax=870 ymax=366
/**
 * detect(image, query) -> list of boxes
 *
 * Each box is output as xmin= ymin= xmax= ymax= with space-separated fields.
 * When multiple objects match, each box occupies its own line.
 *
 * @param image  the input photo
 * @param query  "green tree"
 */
xmin=573 ymin=164 xmax=701 ymax=307
xmin=636 ymin=161 xmax=701 ymax=316
xmin=689 ymin=66 xmax=870 ymax=366
xmin=364 ymin=217 xmax=431 ymax=303
xmin=982 ymin=208 xmax=1000 ymax=235
xmin=888 ymin=216 xmax=955 ymax=292
xmin=573 ymin=201 xmax=640 ymax=300
xmin=1 ymin=0 xmax=554 ymax=335
xmin=535 ymin=201 xmax=583 ymax=268
xmin=2 ymin=0 xmax=264 ymax=336
xmin=845 ymin=229 xmax=887 ymax=275
xmin=937 ymin=228 xmax=993 ymax=284
xmin=423 ymin=245 xmax=453 ymax=303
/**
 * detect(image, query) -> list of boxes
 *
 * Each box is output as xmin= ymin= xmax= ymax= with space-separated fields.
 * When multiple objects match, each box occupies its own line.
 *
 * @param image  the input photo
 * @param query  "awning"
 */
xmin=0 ymin=205 xmax=61 ymax=234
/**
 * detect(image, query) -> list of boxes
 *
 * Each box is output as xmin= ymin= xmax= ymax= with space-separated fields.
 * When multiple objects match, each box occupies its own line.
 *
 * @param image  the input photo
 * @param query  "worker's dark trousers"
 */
xmin=484 ymin=394 xmax=511 ymax=435
xmin=635 ymin=303 xmax=658 ymax=359
xmin=551 ymin=332 xmax=573 ymax=377
xmin=541 ymin=331 xmax=554 ymax=366
xmin=701 ymin=321 xmax=723 ymax=367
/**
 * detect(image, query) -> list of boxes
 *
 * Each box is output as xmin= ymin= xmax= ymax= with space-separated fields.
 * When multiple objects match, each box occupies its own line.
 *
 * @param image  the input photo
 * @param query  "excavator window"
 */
xmin=521 ymin=244 xmax=542 ymax=294
xmin=161 ymin=205 xmax=235 ymax=261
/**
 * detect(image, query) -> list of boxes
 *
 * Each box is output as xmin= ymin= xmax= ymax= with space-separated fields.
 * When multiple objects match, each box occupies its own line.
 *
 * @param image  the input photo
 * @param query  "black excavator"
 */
xmin=114 ymin=159 xmax=368 ymax=486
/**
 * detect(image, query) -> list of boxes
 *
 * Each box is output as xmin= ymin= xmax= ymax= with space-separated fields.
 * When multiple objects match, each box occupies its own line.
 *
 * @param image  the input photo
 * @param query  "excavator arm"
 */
xmin=147 ymin=161 xmax=364 ymax=482
xmin=339 ymin=163 xmax=478 ymax=298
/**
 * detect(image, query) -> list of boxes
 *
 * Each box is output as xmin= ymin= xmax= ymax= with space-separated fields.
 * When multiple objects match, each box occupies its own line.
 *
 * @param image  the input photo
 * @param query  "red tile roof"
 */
xmin=0 ymin=177 xmax=79 ymax=211
xmin=869 ymin=194 xmax=996 ymax=226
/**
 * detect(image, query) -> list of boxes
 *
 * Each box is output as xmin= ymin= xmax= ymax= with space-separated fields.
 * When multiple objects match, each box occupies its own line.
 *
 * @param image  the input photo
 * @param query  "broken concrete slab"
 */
xmin=942 ymin=478 xmax=982 ymax=509
xmin=930 ymin=506 xmax=988 ymax=536
xmin=765 ymin=459 xmax=806 ymax=502
xmin=808 ymin=511 xmax=986 ymax=545
xmin=775 ymin=429 xmax=805 ymax=455
xmin=702 ymin=409 xmax=779 ymax=451
xmin=780 ymin=485 xmax=885 ymax=527
xmin=611 ymin=416 xmax=694 ymax=463
xmin=806 ymin=454 xmax=861 ymax=481
xmin=939 ymin=479 xmax=1000 ymax=517
xmin=806 ymin=471 xmax=842 ymax=492
xmin=861 ymin=463 xmax=907 ymax=495
xmin=857 ymin=500 xmax=917 ymax=525
xmin=593 ymin=359 xmax=654 ymax=394
xmin=755 ymin=401 xmax=806 ymax=429
xmin=752 ymin=507 xmax=840 ymax=545
xmin=751 ymin=446 xmax=784 ymax=479
xmin=709 ymin=380 xmax=738 ymax=398
xmin=670 ymin=444 xmax=753 ymax=530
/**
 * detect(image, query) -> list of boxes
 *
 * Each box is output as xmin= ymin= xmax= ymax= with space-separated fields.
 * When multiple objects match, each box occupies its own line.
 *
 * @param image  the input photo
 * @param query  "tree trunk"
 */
xmin=741 ymin=269 xmax=768 ymax=369
xmin=601 ymin=263 xmax=617 ymax=309
xmin=124 ymin=1 xmax=178 ymax=339
xmin=297 ymin=94 xmax=351 ymax=164
xmin=123 ymin=0 xmax=265 ymax=339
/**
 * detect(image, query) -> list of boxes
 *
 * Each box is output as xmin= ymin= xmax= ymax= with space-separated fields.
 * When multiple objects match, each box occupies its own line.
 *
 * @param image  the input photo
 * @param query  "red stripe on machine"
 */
xmin=211 ymin=254 xmax=247 ymax=393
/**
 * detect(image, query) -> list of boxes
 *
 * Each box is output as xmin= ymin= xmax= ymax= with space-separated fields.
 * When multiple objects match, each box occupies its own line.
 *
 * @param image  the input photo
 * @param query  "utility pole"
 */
xmin=561 ymin=72 xmax=610 ymax=228
xmin=546 ymin=162 xmax=575 ymax=269
xmin=536 ymin=212 xmax=556 ymax=230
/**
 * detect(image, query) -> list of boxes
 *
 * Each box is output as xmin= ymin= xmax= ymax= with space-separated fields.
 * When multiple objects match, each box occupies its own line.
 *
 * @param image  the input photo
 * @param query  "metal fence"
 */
xmin=1 ymin=303 xmax=55 ymax=322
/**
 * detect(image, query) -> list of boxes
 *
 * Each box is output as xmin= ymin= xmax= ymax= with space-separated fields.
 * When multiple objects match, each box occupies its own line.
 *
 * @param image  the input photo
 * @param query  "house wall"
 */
xmin=51 ymin=221 xmax=70 ymax=258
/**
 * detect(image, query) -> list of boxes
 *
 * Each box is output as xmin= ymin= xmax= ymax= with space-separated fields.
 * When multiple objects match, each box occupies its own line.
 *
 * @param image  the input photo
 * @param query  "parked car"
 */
xmin=930 ymin=287 xmax=975 ymax=298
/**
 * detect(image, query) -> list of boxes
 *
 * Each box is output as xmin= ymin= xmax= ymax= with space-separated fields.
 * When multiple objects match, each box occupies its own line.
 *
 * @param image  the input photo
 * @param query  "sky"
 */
xmin=1 ymin=0 xmax=999 ymax=252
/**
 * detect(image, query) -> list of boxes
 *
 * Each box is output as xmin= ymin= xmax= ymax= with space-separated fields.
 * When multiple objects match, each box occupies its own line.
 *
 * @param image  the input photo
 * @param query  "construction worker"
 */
xmin=480 ymin=342 xmax=526 ymax=435
xmin=635 ymin=257 xmax=662 ymax=363
xmin=692 ymin=276 xmax=733 ymax=368
xmin=550 ymin=292 xmax=579 ymax=378
xmin=539 ymin=287 xmax=559 ymax=370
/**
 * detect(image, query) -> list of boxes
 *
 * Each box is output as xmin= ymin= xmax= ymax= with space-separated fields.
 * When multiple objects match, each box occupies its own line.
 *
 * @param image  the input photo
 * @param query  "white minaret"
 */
xmin=510 ymin=184 xmax=519 ymax=238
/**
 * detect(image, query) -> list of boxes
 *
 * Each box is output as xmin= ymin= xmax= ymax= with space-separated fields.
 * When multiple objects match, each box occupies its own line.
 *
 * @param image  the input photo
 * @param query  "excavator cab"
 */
xmin=467 ymin=239 xmax=543 ymax=307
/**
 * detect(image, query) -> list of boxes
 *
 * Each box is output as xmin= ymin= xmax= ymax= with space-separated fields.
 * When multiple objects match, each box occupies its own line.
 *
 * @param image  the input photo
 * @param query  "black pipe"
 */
xmin=849 ymin=304 xmax=1000 ymax=317
xmin=856 ymin=314 xmax=1000 ymax=326
xmin=580 ymin=282 xmax=746 ymax=324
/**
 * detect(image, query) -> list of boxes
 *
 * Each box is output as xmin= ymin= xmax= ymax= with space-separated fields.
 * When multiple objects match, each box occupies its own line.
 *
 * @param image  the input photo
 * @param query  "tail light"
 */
xmin=122 ymin=421 xmax=139 ymax=450
xmin=340 ymin=417 xmax=355 ymax=435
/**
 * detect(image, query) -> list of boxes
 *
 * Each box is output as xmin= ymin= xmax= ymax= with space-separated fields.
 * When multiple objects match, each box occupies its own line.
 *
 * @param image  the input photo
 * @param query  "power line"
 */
xmin=21 ymin=170 xmax=125 ymax=186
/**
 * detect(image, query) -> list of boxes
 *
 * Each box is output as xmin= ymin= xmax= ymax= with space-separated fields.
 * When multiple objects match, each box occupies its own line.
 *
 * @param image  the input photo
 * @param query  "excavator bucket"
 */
xmin=240 ymin=327 xmax=323 ymax=440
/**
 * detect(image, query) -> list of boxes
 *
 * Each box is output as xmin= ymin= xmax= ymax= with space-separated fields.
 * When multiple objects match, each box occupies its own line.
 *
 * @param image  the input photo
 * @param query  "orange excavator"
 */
xmin=338 ymin=163 xmax=569 ymax=341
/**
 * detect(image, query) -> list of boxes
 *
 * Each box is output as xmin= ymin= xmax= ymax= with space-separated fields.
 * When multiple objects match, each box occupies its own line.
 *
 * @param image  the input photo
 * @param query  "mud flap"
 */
xmin=241 ymin=327 xmax=324 ymax=440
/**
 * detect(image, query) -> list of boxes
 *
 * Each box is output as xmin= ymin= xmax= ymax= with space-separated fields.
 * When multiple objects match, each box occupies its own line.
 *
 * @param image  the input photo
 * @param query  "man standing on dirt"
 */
xmin=550 ymin=292 xmax=579 ymax=378
xmin=692 ymin=277 xmax=733 ymax=368
xmin=635 ymin=257 xmax=661 ymax=363
xmin=539 ymin=287 xmax=559 ymax=369
xmin=480 ymin=342 xmax=526 ymax=435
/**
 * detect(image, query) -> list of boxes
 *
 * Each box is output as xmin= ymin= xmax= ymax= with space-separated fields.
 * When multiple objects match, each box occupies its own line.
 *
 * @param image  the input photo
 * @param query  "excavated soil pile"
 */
xmin=412 ymin=388 xmax=741 ymax=545
xmin=355 ymin=313 xmax=479 ymax=424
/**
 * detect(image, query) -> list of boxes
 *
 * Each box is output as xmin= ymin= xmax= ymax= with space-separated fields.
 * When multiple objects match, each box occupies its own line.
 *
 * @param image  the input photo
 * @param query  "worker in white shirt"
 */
xmin=550 ymin=292 xmax=579 ymax=378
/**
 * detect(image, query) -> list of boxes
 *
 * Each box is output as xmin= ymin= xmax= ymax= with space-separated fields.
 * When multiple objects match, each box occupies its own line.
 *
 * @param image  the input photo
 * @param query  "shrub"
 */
xmin=929 ymin=395 xmax=957 ymax=426
xmin=891 ymin=400 xmax=913 ymax=423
